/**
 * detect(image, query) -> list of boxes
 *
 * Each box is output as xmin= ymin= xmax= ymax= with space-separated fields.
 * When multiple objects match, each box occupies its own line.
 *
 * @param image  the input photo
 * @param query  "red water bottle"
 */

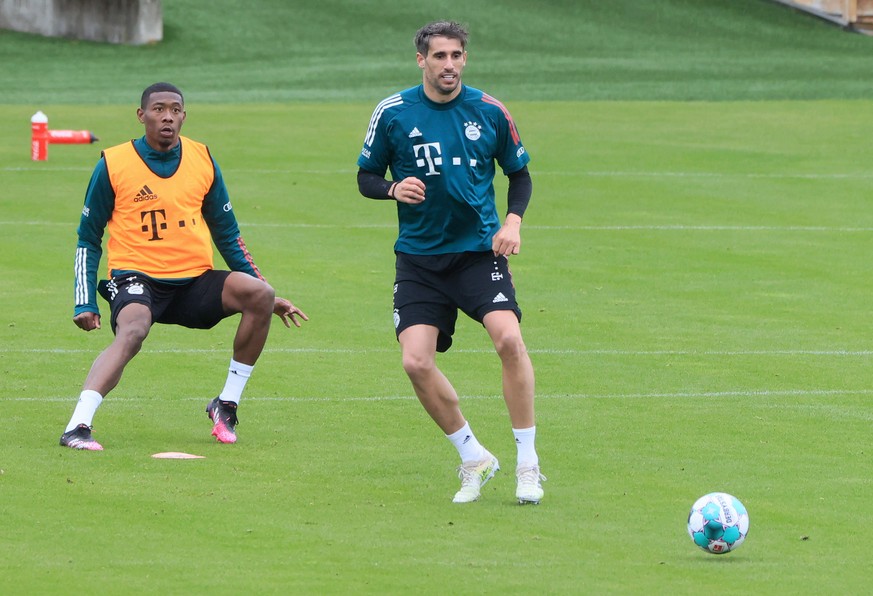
xmin=31 ymin=111 xmax=49 ymax=161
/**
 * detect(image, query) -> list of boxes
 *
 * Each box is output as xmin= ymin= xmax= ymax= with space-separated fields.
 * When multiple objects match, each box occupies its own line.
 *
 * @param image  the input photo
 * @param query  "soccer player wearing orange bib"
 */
xmin=61 ymin=82 xmax=308 ymax=450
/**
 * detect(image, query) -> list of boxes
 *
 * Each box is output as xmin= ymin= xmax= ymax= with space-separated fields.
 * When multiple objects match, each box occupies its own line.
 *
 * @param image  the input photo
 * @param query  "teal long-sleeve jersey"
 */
xmin=357 ymin=84 xmax=530 ymax=255
xmin=73 ymin=136 xmax=262 ymax=317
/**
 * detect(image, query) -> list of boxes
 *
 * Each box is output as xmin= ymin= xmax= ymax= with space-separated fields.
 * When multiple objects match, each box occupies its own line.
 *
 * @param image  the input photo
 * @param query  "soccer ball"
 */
xmin=687 ymin=492 xmax=749 ymax=554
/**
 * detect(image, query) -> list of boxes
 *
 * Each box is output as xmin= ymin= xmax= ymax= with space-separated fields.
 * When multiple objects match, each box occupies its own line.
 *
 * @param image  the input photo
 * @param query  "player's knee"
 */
xmin=114 ymin=322 xmax=149 ymax=354
xmin=253 ymin=281 xmax=275 ymax=311
xmin=231 ymin=275 xmax=274 ymax=314
xmin=402 ymin=351 xmax=435 ymax=380
xmin=494 ymin=332 xmax=527 ymax=362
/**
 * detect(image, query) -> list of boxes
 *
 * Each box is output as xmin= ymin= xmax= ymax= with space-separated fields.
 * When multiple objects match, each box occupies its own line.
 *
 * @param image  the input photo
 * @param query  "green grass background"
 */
xmin=2 ymin=0 xmax=873 ymax=593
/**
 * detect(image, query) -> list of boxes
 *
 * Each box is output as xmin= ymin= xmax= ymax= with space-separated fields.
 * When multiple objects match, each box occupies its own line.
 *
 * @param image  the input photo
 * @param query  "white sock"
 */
xmin=446 ymin=422 xmax=487 ymax=463
xmin=219 ymin=359 xmax=253 ymax=404
xmin=513 ymin=426 xmax=539 ymax=468
xmin=65 ymin=390 xmax=103 ymax=432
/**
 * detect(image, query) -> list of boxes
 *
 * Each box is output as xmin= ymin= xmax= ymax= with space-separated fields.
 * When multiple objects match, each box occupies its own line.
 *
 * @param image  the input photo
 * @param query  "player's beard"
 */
xmin=155 ymin=136 xmax=177 ymax=150
xmin=431 ymin=71 xmax=461 ymax=97
xmin=154 ymin=126 xmax=180 ymax=150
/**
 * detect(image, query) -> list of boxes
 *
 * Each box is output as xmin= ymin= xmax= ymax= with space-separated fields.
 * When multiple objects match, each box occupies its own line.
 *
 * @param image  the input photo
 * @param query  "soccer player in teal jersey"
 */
xmin=357 ymin=21 xmax=545 ymax=504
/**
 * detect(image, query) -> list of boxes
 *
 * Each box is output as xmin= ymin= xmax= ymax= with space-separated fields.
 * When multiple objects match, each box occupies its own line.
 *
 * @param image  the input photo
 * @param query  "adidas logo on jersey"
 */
xmin=134 ymin=185 xmax=158 ymax=202
xmin=408 ymin=127 xmax=422 ymax=138
xmin=492 ymin=292 xmax=509 ymax=303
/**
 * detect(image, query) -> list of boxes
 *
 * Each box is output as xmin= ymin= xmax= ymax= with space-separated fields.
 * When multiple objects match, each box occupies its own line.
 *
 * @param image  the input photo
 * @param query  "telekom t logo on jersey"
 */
xmin=141 ymin=209 xmax=168 ymax=241
xmin=140 ymin=209 xmax=199 ymax=241
xmin=413 ymin=142 xmax=443 ymax=176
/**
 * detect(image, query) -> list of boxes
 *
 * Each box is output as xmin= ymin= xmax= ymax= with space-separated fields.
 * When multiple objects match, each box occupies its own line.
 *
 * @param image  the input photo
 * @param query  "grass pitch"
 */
xmin=3 ymin=99 xmax=872 ymax=594
xmin=2 ymin=0 xmax=873 ymax=593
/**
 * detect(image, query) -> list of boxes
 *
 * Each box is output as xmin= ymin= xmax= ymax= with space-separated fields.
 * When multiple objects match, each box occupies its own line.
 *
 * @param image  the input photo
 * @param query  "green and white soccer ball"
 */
xmin=687 ymin=492 xmax=749 ymax=554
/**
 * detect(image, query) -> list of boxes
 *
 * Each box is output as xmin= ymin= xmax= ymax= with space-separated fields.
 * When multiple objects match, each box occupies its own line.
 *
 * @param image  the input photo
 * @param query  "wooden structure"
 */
xmin=771 ymin=0 xmax=873 ymax=33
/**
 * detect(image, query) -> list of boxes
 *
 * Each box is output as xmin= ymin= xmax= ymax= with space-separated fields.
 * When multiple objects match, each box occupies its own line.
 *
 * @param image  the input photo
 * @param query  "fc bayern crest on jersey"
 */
xmin=464 ymin=121 xmax=482 ymax=141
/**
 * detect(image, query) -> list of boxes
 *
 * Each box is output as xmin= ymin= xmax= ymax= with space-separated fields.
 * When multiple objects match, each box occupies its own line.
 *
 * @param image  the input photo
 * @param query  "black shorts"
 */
xmin=393 ymin=251 xmax=522 ymax=352
xmin=97 ymin=271 xmax=232 ymax=334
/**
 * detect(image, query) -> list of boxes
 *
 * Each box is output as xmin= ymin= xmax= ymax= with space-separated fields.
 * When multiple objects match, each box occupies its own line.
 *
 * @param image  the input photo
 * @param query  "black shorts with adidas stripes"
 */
xmin=393 ymin=250 xmax=522 ymax=352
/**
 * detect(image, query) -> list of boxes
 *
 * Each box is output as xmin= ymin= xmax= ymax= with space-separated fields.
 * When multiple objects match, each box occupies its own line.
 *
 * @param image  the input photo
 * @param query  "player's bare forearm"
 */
xmin=274 ymin=297 xmax=309 ymax=328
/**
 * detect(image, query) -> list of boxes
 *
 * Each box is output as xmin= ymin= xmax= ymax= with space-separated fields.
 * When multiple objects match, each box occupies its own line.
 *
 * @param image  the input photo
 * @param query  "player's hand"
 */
xmin=274 ymin=297 xmax=309 ymax=328
xmin=492 ymin=214 xmax=522 ymax=256
xmin=73 ymin=311 xmax=101 ymax=331
xmin=392 ymin=177 xmax=426 ymax=205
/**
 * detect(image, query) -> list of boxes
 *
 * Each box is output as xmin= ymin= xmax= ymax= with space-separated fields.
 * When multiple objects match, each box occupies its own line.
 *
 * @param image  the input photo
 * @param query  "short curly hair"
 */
xmin=140 ymin=82 xmax=184 ymax=109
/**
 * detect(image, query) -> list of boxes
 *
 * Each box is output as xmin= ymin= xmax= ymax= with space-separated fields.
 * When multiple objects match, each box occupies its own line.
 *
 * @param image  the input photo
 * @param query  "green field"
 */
xmin=2 ymin=1 xmax=873 ymax=593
